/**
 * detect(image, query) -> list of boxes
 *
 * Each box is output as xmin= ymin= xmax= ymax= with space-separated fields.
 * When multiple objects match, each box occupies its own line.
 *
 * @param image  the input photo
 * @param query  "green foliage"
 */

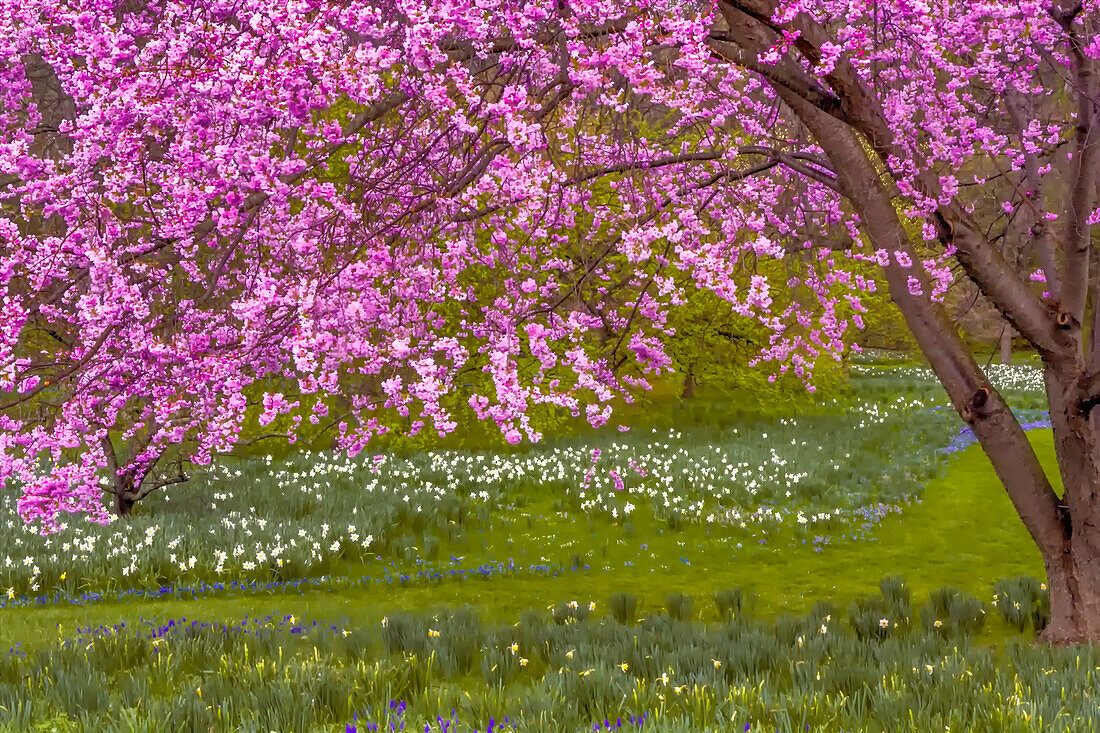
xmin=551 ymin=600 xmax=591 ymax=625
xmin=480 ymin=639 xmax=521 ymax=686
xmin=664 ymin=592 xmax=694 ymax=621
xmin=4 ymin=582 xmax=1098 ymax=732
xmin=993 ymin=576 xmax=1051 ymax=632
xmin=609 ymin=592 xmax=638 ymax=624
xmin=919 ymin=587 xmax=987 ymax=638
xmin=878 ymin=575 xmax=913 ymax=616
xmin=714 ymin=588 xmax=744 ymax=622
xmin=663 ymin=286 xmax=842 ymax=410
xmin=848 ymin=577 xmax=912 ymax=641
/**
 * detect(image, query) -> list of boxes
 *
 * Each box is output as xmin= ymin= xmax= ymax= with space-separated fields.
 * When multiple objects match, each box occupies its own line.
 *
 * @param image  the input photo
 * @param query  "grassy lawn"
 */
xmin=0 ymin=429 xmax=1048 ymax=645
xmin=0 ymin=368 xmax=1084 ymax=732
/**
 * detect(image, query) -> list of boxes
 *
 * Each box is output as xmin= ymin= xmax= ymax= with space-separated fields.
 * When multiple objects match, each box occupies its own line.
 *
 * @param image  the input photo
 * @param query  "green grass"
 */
xmin=0 ymin=369 xmax=1083 ymax=732
xmin=0 ymin=379 xmax=953 ymax=604
xmin=3 ymin=596 xmax=1092 ymax=732
xmin=0 ymin=430 xmax=1049 ymax=648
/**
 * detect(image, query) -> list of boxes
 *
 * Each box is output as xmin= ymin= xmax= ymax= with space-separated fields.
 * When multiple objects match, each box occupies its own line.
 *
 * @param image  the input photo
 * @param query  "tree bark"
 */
xmin=113 ymin=491 xmax=135 ymax=518
xmin=1037 ymin=362 xmax=1100 ymax=641
xmin=1000 ymin=327 xmax=1013 ymax=365
xmin=766 ymin=63 xmax=1089 ymax=639
xmin=681 ymin=365 xmax=698 ymax=399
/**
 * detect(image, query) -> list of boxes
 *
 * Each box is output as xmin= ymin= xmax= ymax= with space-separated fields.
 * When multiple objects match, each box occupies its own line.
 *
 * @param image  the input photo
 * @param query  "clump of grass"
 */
xmin=920 ymin=587 xmax=987 ymax=637
xmin=380 ymin=612 xmax=425 ymax=655
xmin=879 ymin=575 xmax=912 ymax=617
xmin=993 ymin=575 xmax=1051 ymax=632
xmin=480 ymin=641 xmax=520 ymax=686
xmin=714 ymin=588 xmax=744 ymax=622
xmin=665 ymin=592 xmax=694 ymax=621
xmin=609 ymin=592 xmax=638 ymax=624
xmin=552 ymin=600 xmax=590 ymax=625
xmin=848 ymin=577 xmax=912 ymax=641
xmin=421 ymin=532 xmax=440 ymax=561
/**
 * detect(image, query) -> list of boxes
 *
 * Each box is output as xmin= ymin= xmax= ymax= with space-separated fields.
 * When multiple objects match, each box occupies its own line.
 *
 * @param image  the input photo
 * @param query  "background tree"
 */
xmin=665 ymin=273 xmax=851 ymax=404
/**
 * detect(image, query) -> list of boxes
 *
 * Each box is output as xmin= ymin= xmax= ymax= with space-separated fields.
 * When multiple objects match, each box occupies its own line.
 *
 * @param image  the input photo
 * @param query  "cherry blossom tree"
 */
xmin=3 ymin=0 xmax=1100 ymax=640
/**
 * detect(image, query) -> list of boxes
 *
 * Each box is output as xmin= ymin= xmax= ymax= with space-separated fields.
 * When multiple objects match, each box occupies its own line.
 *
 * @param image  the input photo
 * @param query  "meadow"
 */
xmin=0 ymin=363 xmax=1092 ymax=732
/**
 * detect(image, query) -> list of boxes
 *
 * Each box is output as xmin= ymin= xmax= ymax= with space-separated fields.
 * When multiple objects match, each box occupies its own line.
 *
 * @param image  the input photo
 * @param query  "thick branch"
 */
xmin=569 ymin=151 xmax=724 ymax=185
xmin=1057 ymin=21 xmax=1099 ymax=341
xmin=773 ymin=82 xmax=1070 ymax=563
xmin=716 ymin=0 xmax=895 ymax=151
xmin=128 ymin=468 xmax=189 ymax=502
xmin=713 ymin=2 xmax=1079 ymax=363
xmin=568 ymin=146 xmax=835 ymax=189
xmin=443 ymin=18 xmax=632 ymax=60
xmin=707 ymin=32 xmax=842 ymax=113
xmin=0 ymin=325 xmax=115 ymax=411
xmin=1079 ymin=370 xmax=1100 ymax=413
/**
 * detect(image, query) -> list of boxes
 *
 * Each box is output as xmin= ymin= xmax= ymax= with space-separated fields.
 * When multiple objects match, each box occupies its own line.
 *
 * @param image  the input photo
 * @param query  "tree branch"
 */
xmin=128 ymin=467 xmax=189 ymax=502
xmin=935 ymin=206 xmax=1063 ymax=355
xmin=1005 ymin=91 xmax=1061 ymax=298
xmin=1053 ymin=8 xmax=1099 ymax=345
xmin=707 ymin=31 xmax=842 ymax=113
xmin=772 ymin=80 xmax=1070 ymax=563
xmin=0 ymin=325 xmax=116 ymax=411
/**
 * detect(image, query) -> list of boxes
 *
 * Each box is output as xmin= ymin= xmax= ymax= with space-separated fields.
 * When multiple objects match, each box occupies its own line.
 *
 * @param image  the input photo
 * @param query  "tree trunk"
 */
xmin=1037 ymin=364 xmax=1100 ymax=642
xmin=1000 ymin=327 xmax=1013 ymax=365
xmin=113 ymin=491 xmax=135 ymax=517
xmin=1041 ymin=543 xmax=1100 ymax=642
xmin=716 ymin=0 xmax=1098 ymax=641
xmin=762 ymin=70 xmax=1082 ymax=639
xmin=681 ymin=365 xmax=697 ymax=399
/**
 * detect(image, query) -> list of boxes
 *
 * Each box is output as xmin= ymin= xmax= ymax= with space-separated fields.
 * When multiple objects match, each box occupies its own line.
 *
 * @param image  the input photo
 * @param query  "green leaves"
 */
xmin=3 ymin=583 xmax=1097 ymax=731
